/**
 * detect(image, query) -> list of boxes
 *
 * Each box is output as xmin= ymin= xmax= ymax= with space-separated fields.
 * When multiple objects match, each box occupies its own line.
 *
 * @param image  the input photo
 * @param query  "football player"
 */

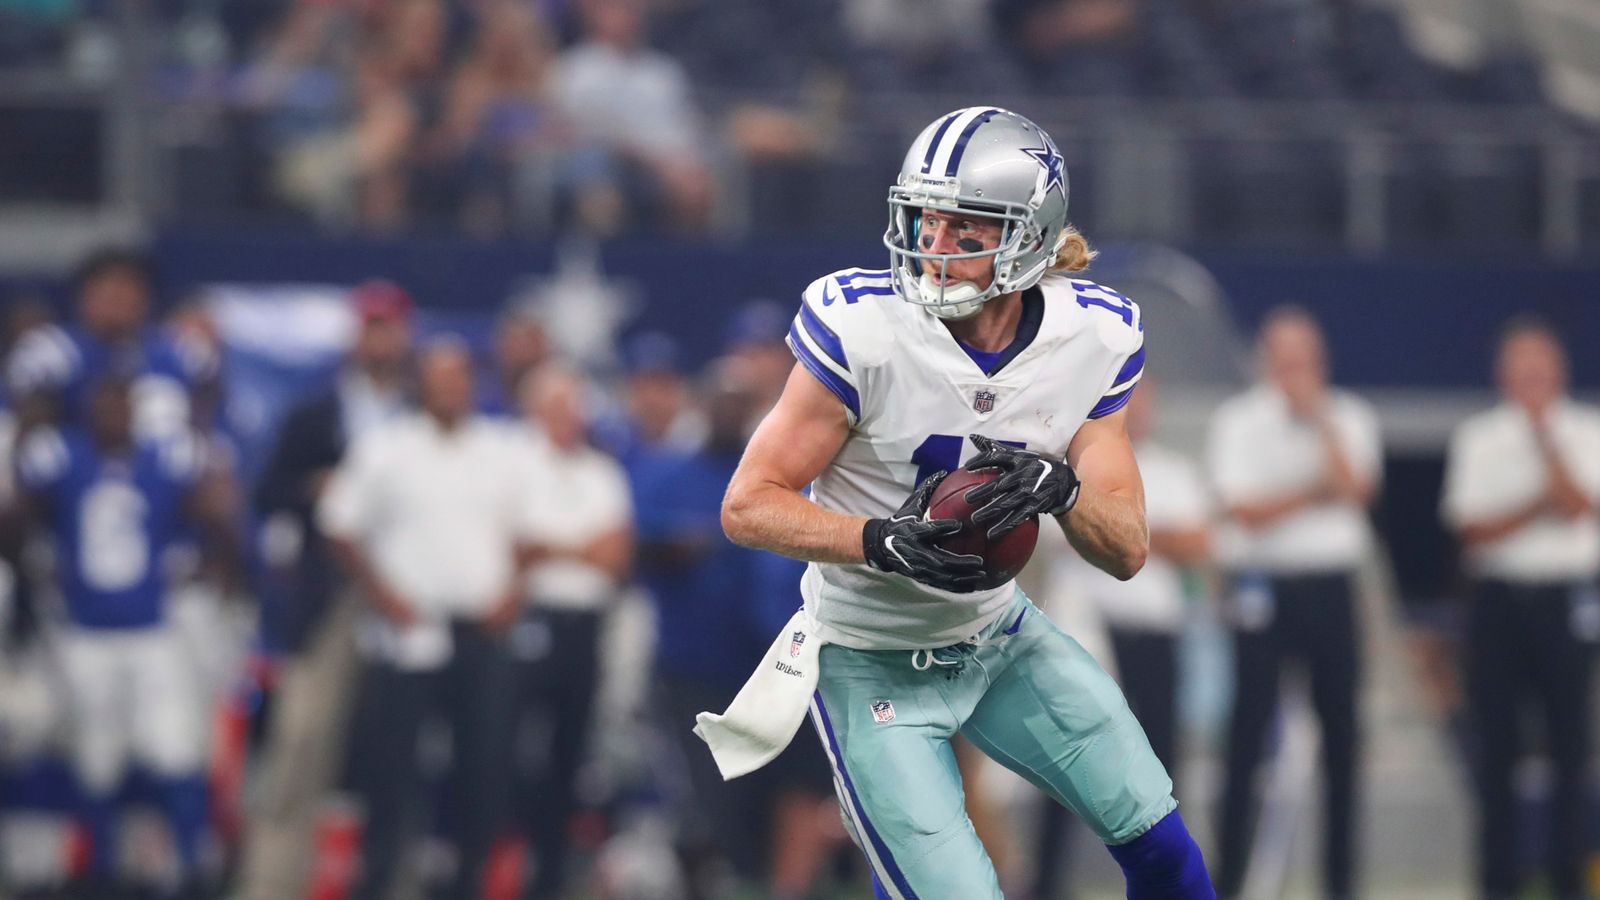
xmin=16 ymin=377 xmax=228 ymax=896
xmin=718 ymin=108 xmax=1213 ymax=898
xmin=6 ymin=249 xmax=213 ymax=440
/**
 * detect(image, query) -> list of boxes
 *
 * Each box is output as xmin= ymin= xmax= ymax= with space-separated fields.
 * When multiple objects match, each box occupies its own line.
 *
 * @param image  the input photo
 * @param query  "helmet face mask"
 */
xmin=883 ymin=108 xmax=1070 ymax=320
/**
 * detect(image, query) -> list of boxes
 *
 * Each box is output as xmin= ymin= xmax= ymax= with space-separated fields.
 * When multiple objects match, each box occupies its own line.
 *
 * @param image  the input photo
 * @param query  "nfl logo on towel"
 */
xmin=973 ymin=390 xmax=996 ymax=414
xmin=789 ymin=630 xmax=806 ymax=658
xmin=870 ymin=700 xmax=896 ymax=724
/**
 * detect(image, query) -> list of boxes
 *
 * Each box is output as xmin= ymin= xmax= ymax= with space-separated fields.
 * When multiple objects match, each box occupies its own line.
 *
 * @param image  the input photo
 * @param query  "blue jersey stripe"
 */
xmin=814 ymin=692 xmax=919 ymax=900
xmin=1112 ymin=345 xmax=1145 ymax=388
xmin=798 ymin=301 xmax=849 ymax=372
xmin=1089 ymin=385 xmax=1136 ymax=419
xmin=943 ymin=108 xmax=1002 ymax=176
xmin=788 ymin=326 xmax=861 ymax=420
xmin=920 ymin=113 xmax=963 ymax=174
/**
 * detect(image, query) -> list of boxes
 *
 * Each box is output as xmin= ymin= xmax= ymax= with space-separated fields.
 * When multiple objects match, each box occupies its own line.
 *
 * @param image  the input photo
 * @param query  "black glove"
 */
xmin=962 ymin=434 xmax=1081 ymax=539
xmin=862 ymin=470 xmax=988 ymax=593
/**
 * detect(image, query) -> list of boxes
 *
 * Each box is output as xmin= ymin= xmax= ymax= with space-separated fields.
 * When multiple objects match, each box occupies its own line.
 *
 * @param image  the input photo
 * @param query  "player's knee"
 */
xmin=1106 ymin=810 xmax=1215 ymax=899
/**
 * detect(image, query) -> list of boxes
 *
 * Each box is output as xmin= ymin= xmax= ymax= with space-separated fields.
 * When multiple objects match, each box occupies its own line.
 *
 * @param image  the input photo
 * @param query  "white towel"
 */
xmin=693 ymin=609 xmax=825 ymax=780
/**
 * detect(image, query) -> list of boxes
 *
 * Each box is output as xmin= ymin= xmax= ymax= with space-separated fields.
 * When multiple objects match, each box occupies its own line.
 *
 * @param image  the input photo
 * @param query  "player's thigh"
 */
xmin=962 ymin=607 xmax=1174 ymax=845
xmin=813 ymin=646 xmax=1002 ymax=900
xmin=128 ymin=628 xmax=206 ymax=776
xmin=58 ymin=631 xmax=136 ymax=792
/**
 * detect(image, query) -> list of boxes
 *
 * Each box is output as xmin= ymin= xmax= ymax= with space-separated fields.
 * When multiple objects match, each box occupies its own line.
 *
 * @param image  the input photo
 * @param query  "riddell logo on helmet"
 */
xmin=901 ymin=173 xmax=962 ymax=200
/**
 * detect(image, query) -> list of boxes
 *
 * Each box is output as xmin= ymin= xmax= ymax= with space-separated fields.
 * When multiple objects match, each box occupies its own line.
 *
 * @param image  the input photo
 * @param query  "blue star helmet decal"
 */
xmin=1021 ymin=143 xmax=1065 ymax=202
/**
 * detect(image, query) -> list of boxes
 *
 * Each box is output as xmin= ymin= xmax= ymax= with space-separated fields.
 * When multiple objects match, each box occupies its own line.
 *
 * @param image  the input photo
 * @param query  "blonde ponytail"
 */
xmin=1048 ymin=225 xmax=1096 ymax=274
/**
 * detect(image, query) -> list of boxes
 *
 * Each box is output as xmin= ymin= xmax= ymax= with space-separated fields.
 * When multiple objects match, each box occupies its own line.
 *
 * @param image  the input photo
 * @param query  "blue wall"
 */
xmin=0 ymin=228 xmax=1565 ymax=391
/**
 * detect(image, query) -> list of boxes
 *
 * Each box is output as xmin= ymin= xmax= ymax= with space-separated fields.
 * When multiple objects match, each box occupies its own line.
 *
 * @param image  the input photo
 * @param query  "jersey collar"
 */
xmin=973 ymin=286 xmax=1044 ymax=377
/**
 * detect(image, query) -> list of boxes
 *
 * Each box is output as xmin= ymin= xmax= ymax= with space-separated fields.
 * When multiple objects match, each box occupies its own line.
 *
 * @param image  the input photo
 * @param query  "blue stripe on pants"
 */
xmin=813 ymin=691 xmax=920 ymax=900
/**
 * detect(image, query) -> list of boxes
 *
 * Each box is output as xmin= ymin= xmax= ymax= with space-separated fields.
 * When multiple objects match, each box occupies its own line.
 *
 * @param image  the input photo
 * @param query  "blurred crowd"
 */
xmin=0 ymin=245 xmax=1597 ymax=900
xmin=0 ymin=0 xmax=1571 ymax=237
xmin=0 ymin=249 xmax=863 ymax=900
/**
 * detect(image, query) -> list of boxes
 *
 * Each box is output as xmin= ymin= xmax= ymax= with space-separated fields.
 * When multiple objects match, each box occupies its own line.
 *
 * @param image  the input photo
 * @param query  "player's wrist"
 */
xmin=862 ymin=517 xmax=888 ymax=569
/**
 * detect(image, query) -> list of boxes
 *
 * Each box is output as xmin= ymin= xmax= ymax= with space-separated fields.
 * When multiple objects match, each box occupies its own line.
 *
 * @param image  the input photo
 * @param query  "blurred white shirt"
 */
xmin=1208 ymin=385 xmax=1382 ymax=574
xmin=1058 ymin=440 xmax=1209 ymax=632
xmin=319 ymin=414 xmax=534 ymax=620
xmin=1441 ymin=400 xmax=1600 ymax=583
xmin=553 ymin=43 xmax=700 ymax=156
xmin=518 ymin=431 xmax=632 ymax=613
xmin=337 ymin=369 xmax=407 ymax=442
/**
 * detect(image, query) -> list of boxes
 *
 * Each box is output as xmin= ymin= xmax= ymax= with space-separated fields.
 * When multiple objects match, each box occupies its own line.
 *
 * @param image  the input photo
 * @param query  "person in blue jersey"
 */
xmin=593 ymin=331 xmax=706 ymax=469
xmin=14 ymin=376 xmax=234 ymax=898
xmin=706 ymin=108 xmax=1214 ymax=898
xmin=5 ymin=249 xmax=214 ymax=441
xmin=636 ymin=360 xmax=842 ymax=900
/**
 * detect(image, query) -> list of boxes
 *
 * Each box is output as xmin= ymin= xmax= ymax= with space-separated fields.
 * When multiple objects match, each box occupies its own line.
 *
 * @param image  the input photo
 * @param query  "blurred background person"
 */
xmin=552 ymin=0 xmax=713 ymax=234
xmin=596 ymin=331 xmax=706 ymax=468
xmin=240 ymin=280 xmax=415 ymax=900
xmin=319 ymin=338 xmax=530 ymax=900
xmin=14 ymin=377 xmax=231 ymax=898
xmin=431 ymin=0 xmax=567 ymax=236
xmin=633 ymin=358 xmax=842 ymax=900
xmin=480 ymin=303 xmax=552 ymax=418
xmin=1441 ymin=317 xmax=1600 ymax=900
xmin=1207 ymin=306 xmax=1382 ymax=899
xmin=1035 ymin=378 xmax=1212 ymax=898
xmin=720 ymin=300 xmax=794 ymax=415
xmin=6 ymin=249 xmax=208 ymax=441
xmin=511 ymin=362 xmax=633 ymax=899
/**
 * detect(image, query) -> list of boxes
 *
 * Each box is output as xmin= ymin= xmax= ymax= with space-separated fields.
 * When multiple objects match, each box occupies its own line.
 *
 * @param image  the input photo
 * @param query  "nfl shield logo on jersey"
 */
xmin=870 ymin=700 xmax=896 ymax=724
xmin=790 ymin=630 xmax=806 ymax=658
xmin=973 ymin=389 xmax=997 ymax=414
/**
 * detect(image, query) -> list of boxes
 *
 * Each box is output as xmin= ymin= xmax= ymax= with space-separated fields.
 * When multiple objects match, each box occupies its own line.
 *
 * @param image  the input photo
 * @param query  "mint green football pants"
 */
xmin=805 ymin=589 xmax=1176 ymax=899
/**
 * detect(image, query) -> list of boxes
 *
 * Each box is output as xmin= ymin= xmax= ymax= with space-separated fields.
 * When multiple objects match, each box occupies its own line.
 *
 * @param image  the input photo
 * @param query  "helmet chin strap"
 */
xmin=919 ymin=272 xmax=989 ymax=319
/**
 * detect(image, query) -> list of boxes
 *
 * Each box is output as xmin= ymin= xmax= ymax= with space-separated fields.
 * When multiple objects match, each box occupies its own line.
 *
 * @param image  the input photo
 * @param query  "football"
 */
xmin=924 ymin=468 xmax=1039 ymax=588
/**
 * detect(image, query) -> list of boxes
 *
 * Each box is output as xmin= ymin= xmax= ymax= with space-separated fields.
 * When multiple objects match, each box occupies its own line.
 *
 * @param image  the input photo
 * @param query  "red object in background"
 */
xmin=925 ymin=468 xmax=1039 ymax=586
xmin=484 ymin=836 xmax=527 ymax=900
xmin=209 ymin=690 xmax=251 ymax=855
xmin=350 ymin=279 xmax=415 ymax=323
xmin=306 ymin=809 xmax=360 ymax=900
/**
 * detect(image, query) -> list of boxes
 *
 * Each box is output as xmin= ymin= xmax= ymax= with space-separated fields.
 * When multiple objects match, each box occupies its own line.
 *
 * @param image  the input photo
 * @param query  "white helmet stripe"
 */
xmin=925 ymin=107 xmax=996 ymax=179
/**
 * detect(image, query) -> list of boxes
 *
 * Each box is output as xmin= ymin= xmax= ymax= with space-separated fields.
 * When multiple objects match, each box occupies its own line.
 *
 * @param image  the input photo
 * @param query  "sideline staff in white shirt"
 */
xmin=1036 ymin=381 xmax=1210 ymax=899
xmin=319 ymin=338 xmax=534 ymax=900
xmin=511 ymin=362 xmax=633 ymax=899
xmin=1206 ymin=306 xmax=1381 ymax=899
xmin=1060 ymin=381 xmax=1209 ymax=770
xmin=1440 ymin=316 xmax=1600 ymax=900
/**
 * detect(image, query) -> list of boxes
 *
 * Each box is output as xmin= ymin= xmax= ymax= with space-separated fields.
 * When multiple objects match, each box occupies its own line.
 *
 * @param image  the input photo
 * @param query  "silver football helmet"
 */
xmin=884 ymin=107 xmax=1071 ymax=319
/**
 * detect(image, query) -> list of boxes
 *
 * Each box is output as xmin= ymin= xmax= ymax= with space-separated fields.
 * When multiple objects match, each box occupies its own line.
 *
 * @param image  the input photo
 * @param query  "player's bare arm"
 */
xmin=1062 ymin=407 xmax=1149 ymax=581
xmin=722 ymin=363 xmax=866 ymax=564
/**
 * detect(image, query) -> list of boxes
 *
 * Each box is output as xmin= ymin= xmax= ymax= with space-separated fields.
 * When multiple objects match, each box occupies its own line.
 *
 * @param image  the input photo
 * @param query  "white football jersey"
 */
xmin=786 ymin=267 xmax=1146 ymax=650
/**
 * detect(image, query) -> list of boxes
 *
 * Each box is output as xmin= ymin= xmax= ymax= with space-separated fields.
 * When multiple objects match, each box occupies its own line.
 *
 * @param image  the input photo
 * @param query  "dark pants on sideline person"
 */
xmin=1217 ymin=572 xmax=1360 ymax=899
xmin=350 ymin=621 xmax=517 ymax=900
xmin=514 ymin=606 xmax=605 ymax=899
xmin=655 ymin=670 xmax=834 ymax=892
xmin=1034 ymin=626 xmax=1178 ymax=898
xmin=1468 ymin=579 xmax=1597 ymax=900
